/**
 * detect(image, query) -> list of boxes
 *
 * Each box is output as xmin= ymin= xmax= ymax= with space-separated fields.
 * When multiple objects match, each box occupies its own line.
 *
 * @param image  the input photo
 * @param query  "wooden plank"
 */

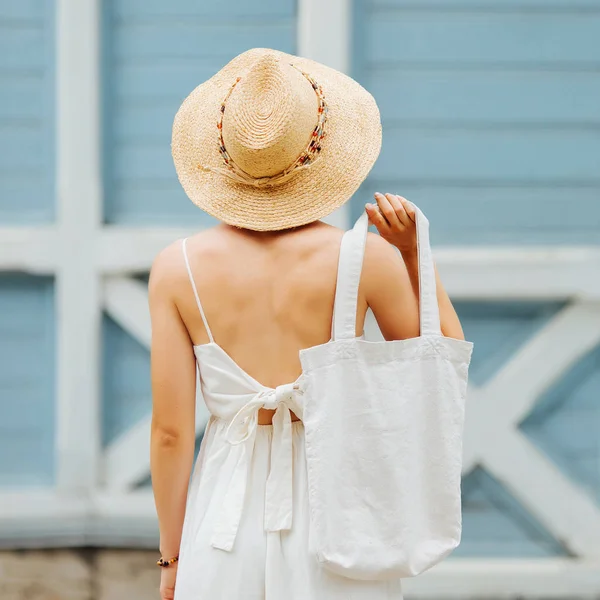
xmin=111 ymin=63 xmax=218 ymax=101
xmin=55 ymin=0 xmax=102 ymax=491
xmin=0 ymin=125 xmax=45 ymax=170
xmin=368 ymin=70 xmax=600 ymax=123
xmin=0 ymin=227 xmax=58 ymax=271
xmin=105 ymin=185 xmax=210 ymax=226
xmin=112 ymin=22 xmax=296 ymax=62
xmin=0 ymin=275 xmax=55 ymax=486
xmin=0 ymin=0 xmax=54 ymax=220
xmin=110 ymin=0 xmax=295 ymax=19
xmin=0 ymin=177 xmax=54 ymax=224
xmin=434 ymin=247 xmax=600 ymax=299
xmin=371 ymin=0 xmax=600 ymax=8
xmin=365 ymin=12 xmax=600 ymax=65
xmin=370 ymin=128 xmax=600 ymax=182
xmin=0 ymin=74 xmax=44 ymax=120
xmin=0 ymin=25 xmax=46 ymax=69
xmin=0 ymin=1 xmax=44 ymax=20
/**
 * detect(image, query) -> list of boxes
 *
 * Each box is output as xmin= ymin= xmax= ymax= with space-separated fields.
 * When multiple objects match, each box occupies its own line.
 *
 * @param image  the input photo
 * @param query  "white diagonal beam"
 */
xmin=461 ymin=301 xmax=600 ymax=557
xmin=464 ymin=301 xmax=600 ymax=470
xmin=483 ymin=427 xmax=600 ymax=558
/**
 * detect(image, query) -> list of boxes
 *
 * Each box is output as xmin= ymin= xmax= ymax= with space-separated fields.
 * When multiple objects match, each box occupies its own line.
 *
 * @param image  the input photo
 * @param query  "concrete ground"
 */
xmin=0 ymin=549 xmax=160 ymax=600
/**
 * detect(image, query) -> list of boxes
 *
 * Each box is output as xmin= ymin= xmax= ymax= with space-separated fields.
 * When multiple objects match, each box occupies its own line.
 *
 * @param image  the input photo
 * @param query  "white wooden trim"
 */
xmin=402 ymin=559 xmax=600 ymax=599
xmin=55 ymin=0 xmax=102 ymax=490
xmin=3 ymin=231 xmax=600 ymax=299
xmin=97 ymin=227 xmax=188 ymax=271
xmin=436 ymin=246 xmax=600 ymax=300
xmin=0 ymin=227 xmax=59 ymax=273
xmin=4 ymin=232 xmax=600 ymax=297
xmin=297 ymin=0 xmax=352 ymax=230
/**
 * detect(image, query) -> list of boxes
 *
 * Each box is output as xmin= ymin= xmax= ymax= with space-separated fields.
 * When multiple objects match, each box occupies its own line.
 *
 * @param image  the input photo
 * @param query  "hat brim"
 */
xmin=171 ymin=48 xmax=382 ymax=231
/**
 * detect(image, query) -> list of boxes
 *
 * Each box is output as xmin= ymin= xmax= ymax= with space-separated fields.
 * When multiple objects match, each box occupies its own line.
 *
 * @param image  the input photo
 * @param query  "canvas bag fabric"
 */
xmin=298 ymin=205 xmax=474 ymax=581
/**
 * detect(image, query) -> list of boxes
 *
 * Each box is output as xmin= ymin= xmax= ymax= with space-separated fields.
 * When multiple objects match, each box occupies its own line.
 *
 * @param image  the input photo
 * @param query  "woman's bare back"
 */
xmin=176 ymin=220 xmax=368 ymax=423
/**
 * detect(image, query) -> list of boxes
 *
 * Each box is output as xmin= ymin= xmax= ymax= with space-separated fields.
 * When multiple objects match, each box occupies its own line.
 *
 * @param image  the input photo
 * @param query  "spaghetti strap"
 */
xmin=181 ymin=238 xmax=215 ymax=344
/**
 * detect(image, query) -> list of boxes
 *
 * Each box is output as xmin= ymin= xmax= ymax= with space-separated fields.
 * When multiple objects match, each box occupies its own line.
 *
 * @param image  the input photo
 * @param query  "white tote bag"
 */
xmin=298 ymin=204 xmax=473 ymax=581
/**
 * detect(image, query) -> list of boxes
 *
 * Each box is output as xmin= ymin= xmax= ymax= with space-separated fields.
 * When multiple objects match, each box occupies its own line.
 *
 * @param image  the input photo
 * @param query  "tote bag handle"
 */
xmin=332 ymin=203 xmax=441 ymax=340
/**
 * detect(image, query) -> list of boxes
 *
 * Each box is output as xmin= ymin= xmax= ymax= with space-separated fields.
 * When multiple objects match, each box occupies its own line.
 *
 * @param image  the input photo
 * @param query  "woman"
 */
xmin=149 ymin=48 xmax=465 ymax=600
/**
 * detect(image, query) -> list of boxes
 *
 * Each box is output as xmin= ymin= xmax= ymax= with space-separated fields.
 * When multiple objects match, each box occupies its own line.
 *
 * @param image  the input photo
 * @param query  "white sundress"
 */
xmin=173 ymin=237 xmax=404 ymax=600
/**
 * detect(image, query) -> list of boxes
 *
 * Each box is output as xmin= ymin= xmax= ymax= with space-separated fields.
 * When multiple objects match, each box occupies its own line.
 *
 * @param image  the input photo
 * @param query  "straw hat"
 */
xmin=172 ymin=48 xmax=382 ymax=231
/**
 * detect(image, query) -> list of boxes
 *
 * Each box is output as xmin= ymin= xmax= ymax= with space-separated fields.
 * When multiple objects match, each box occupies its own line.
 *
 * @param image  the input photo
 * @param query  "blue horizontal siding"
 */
xmin=113 ymin=0 xmax=295 ymax=19
xmin=102 ymin=0 xmax=297 ymax=225
xmin=0 ymin=0 xmax=54 ymax=223
xmin=352 ymin=1 xmax=600 ymax=244
xmin=371 ymin=128 xmax=600 ymax=182
xmin=0 ymin=274 xmax=55 ymax=486
xmin=366 ymin=12 xmax=600 ymax=65
xmin=102 ymin=314 xmax=151 ymax=447
xmin=371 ymin=0 xmax=600 ymax=7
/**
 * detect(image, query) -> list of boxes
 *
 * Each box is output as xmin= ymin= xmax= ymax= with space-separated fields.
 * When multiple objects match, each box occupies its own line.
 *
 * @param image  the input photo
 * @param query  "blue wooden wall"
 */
xmin=0 ymin=275 xmax=55 ymax=486
xmin=101 ymin=0 xmax=297 ymax=226
xmin=352 ymin=0 xmax=600 ymax=245
xmin=0 ymin=1 xmax=56 ymax=486
xmin=0 ymin=0 xmax=55 ymax=222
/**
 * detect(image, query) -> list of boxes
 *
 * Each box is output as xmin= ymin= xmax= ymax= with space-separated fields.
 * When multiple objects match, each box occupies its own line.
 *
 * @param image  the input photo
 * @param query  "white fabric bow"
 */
xmin=210 ymin=382 xmax=304 ymax=551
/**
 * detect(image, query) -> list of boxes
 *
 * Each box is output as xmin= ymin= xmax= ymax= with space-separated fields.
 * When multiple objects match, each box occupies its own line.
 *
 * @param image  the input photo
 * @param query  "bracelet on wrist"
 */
xmin=156 ymin=554 xmax=179 ymax=568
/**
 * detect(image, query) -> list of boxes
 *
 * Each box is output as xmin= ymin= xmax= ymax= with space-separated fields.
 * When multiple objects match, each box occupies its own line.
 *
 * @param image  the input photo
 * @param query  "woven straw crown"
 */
xmin=172 ymin=48 xmax=382 ymax=231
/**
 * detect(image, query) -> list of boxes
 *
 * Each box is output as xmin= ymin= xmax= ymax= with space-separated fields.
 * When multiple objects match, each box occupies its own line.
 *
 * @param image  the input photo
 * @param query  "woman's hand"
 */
xmin=160 ymin=565 xmax=178 ymax=600
xmin=365 ymin=193 xmax=417 ymax=254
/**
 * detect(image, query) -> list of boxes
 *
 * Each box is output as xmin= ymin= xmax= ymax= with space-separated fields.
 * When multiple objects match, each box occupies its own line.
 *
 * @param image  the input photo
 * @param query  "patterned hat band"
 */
xmin=199 ymin=65 xmax=329 ymax=188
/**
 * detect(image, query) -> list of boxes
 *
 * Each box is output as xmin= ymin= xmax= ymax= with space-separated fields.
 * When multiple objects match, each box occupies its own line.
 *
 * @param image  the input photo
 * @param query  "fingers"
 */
xmin=365 ymin=201 xmax=390 ymax=236
xmin=398 ymin=196 xmax=416 ymax=223
xmin=386 ymin=194 xmax=414 ymax=228
xmin=369 ymin=193 xmax=414 ymax=229
xmin=374 ymin=193 xmax=402 ymax=229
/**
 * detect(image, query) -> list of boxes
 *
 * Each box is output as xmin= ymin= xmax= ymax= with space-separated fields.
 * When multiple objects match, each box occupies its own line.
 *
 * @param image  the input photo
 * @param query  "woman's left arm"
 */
xmin=149 ymin=244 xmax=197 ymax=598
xmin=366 ymin=193 xmax=465 ymax=341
